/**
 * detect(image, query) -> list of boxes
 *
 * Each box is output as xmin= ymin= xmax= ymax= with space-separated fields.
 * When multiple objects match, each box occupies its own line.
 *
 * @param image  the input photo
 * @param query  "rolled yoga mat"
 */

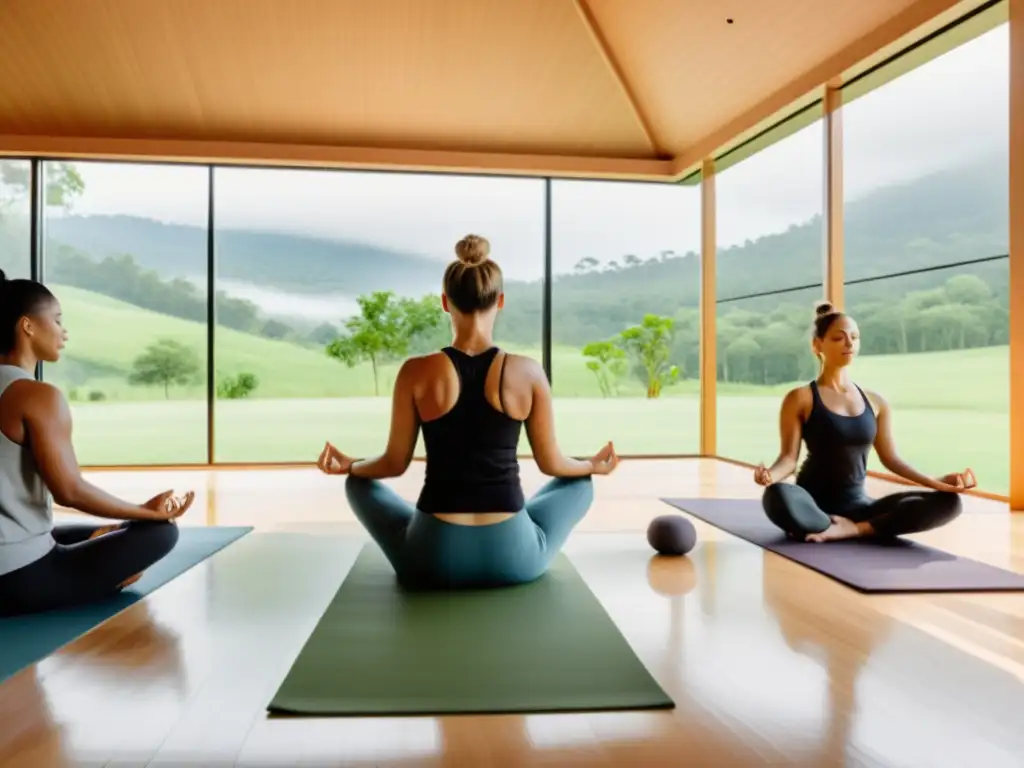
xmin=0 ymin=525 xmax=252 ymax=684
xmin=268 ymin=543 xmax=674 ymax=716
xmin=661 ymin=498 xmax=1024 ymax=593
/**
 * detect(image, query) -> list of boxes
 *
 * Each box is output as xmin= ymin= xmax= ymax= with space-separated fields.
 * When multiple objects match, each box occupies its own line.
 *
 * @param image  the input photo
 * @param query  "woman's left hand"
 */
xmin=317 ymin=442 xmax=354 ymax=475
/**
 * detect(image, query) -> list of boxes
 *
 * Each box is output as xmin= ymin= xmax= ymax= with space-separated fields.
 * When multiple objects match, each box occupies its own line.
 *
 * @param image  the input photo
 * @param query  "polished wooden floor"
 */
xmin=2 ymin=459 xmax=1023 ymax=768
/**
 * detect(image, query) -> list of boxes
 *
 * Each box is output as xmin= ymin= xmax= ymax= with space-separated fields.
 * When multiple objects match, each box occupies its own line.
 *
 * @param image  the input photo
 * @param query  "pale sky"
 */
xmin=54 ymin=24 xmax=1008 ymax=281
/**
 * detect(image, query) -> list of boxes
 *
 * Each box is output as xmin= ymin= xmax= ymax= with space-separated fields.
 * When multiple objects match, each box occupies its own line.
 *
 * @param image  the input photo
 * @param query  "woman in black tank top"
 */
xmin=753 ymin=302 xmax=972 ymax=543
xmin=315 ymin=235 xmax=619 ymax=589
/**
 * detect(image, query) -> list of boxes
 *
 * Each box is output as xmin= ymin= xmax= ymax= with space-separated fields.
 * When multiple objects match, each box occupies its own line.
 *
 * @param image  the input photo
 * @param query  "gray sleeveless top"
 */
xmin=0 ymin=365 xmax=55 ymax=575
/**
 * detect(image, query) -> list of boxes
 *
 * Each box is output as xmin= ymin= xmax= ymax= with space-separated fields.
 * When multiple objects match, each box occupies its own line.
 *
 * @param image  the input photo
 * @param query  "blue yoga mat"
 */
xmin=0 ymin=525 xmax=252 ymax=684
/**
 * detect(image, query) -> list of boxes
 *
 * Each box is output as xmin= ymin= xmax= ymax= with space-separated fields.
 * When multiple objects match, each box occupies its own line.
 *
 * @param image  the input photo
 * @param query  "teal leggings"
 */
xmin=345 ymin=475 xmax=594 ymax=589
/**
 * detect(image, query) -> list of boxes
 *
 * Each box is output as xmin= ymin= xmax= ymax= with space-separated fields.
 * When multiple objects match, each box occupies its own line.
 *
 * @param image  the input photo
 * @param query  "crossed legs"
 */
xmin=762 ymin=483 xmax=962 ymax=542
xmin=0 ymin=520 xmax=180 ymax=616
xmin=345 ymin=475 xmax=594 ymax=587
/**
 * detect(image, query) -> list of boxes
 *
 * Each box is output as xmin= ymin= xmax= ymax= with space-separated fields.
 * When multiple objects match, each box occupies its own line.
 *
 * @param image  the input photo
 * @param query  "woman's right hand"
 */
xmin=590 ymin=441 xmax=619 ymax=476
xmin=140 ymin=490 xmax=195 ymax=521
xmin=753 ymin=463 xmax=773 ymax=486
xmin=934 ymin=468 xmax=977 ymax=493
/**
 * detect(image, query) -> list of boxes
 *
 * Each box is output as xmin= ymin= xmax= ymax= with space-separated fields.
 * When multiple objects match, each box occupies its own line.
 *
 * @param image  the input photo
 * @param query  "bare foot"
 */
xmin=806 ymin=516 xmax=868 ymax=543
xmin=88 ymin=526 xmax=143 ymax=588
xmin=88 ymin=525 xmax=122 ymax=540
xmin=118 ymin=572 xmax=143 ymax=589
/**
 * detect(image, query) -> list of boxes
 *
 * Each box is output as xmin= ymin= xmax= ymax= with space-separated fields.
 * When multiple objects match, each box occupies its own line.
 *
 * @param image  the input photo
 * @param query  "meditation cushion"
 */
xmin=646 ymin=514 xmax=697 ymax=556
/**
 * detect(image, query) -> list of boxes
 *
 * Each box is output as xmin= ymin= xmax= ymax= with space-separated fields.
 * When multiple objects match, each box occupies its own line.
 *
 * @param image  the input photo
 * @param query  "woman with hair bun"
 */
xmin=0 ymin=270 xmax=191 ymax=616
xmin=753 ymin=300 xmax=972 ymax=543
xmin=317 ymin=234 xmax=617 ymax=588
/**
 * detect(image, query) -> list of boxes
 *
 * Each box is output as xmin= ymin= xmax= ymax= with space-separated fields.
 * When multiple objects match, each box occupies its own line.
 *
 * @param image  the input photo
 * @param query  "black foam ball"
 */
xmin=646 ymin=514 xmax=697 ymax=556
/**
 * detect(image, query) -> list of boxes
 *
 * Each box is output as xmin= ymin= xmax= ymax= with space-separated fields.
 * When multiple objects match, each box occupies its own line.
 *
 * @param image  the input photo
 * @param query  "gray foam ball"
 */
xmin=646 ymin=514 xmax=697 ymax=556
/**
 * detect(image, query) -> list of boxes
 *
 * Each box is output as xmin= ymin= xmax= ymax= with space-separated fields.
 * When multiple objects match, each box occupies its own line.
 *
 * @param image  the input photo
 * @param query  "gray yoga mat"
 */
xmin=661 ymin=497 xmax=1024 ymax=593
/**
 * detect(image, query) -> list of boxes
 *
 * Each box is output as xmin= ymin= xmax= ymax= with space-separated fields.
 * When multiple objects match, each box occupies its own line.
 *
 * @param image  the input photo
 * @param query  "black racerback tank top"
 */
xmin=794 ymin=380 xmax=876 ymax=513
xmin=415 ymin=347 xmax=525 ymax=514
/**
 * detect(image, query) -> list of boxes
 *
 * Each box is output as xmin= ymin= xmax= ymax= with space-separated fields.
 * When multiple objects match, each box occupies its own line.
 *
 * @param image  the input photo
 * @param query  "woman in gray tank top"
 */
xmin=0 ymin=269 xmax=194 ymax=616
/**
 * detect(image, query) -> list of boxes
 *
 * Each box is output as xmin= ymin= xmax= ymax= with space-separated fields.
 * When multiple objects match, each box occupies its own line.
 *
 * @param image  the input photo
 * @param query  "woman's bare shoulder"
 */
xmin=501 ymin=352 xmax=545 ymax=380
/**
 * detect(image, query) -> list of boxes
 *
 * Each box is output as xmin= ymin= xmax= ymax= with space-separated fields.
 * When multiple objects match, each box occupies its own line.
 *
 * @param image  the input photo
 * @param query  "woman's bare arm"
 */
xmin=349 ymin=359 xmax=421 ymax=480
xmin=870 ymin=392 xmax=960 ymax=491
xmin=765 ymin=387 xmax=807 ymax=482
xmin=21 ymin=383 xmax=167 ymax=521
xmin=523 ymin=361 xmax=595 ymax=478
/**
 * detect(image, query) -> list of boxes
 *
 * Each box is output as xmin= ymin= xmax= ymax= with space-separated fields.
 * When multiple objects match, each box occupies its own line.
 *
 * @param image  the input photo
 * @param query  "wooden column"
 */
xmin=823 ymin=85 xmax=844 ymax=309
xmin=1011 ymin=0 xmax=1023 ymax=511
xmin=699 ymin=159 xmax=717 ymax=456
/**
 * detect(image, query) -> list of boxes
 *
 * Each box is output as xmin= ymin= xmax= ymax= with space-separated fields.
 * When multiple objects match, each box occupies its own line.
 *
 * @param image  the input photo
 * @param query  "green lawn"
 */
xmin=48 ymin=284 xmax=1011 ymax=495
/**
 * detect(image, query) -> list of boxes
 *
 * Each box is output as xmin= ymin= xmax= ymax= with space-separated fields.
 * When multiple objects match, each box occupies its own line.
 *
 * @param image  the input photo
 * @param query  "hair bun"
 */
xmin=455 ymin=235 xmax=490 ymax=266
xmin=814 ymin=300 xmax=835 ymax=318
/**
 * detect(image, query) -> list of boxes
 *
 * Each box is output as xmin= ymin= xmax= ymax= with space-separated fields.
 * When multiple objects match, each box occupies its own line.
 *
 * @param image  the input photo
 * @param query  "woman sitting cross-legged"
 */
xmin=753 ymin=300 xmax=972 ymax=543
xmin=316 ymin=234 xmax=619 ymax=589
xmin=0 ymin=270 xmax=194 ymax=617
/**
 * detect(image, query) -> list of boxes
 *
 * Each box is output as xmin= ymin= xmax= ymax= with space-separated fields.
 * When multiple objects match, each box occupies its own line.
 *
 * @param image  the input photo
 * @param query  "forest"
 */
xmin=0 ymin=150 xmax=1009 ymax=392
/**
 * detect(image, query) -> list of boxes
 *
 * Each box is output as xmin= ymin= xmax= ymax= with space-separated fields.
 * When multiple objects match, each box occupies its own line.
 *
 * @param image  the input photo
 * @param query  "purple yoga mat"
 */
xmin=660 ymin=497 xmax=1024 ymax=593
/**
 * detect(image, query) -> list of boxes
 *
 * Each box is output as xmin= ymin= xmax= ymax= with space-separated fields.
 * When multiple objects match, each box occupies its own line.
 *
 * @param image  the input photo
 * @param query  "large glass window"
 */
xmin=212 ymin=169 xmax=545 ymax=463
xmin=550 ymin=180 xmax=701 ymax=456
xmin=716 ymin=287 xmax=827 ymax=466
xmin=842 ymin=24 xmax=1009 ymax=494
xmin=0 ymin=159 xmax=33 ymax=280
xmin=714 ymin=121 xmax=825 ymax=463
xmin=41 ymin=161 xmax=210 ymax=465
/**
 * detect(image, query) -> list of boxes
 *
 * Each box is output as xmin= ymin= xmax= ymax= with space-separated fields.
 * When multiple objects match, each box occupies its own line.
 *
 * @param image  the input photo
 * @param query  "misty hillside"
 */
xmin=40 ymin=149 xmax=1007 ymax=305
xmin=0 ymin=150 xmax=1008 ymax=355
xmin=45 ymin=216 xmax=443 ymax=296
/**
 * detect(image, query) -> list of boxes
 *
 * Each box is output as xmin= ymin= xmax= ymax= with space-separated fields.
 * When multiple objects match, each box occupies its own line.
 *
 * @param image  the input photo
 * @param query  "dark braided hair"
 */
xmin=0 ymin=268 xmax=56 ymax=354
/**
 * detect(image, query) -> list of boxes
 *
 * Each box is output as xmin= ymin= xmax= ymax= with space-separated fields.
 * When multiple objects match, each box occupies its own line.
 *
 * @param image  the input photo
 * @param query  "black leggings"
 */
xmin=762 ymin=483 xmax=963 ymax=539
xmin=0 ymin=521 xmax=179 ymax=617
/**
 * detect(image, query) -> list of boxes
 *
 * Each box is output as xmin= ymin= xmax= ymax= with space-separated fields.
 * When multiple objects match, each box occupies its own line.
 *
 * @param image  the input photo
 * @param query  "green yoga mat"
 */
xmin=0 ymin=526 xmax=252 ymax=685
xmin=269 ymin=544 xmax=673 ymax=716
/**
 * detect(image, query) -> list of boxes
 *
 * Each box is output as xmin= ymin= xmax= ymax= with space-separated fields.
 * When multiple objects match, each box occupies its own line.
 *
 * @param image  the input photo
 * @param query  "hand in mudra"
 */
xmin=753 ymin=463 xmax=773 ymax=486
xmin=590 ymin=441 xmax=620 ymax=475
xmin=317 ymin=442 xmax=355 ymax=475
xmin=937 ymin=468 xmax=976 ymax=492
xmin=142 ymin=490 xmax=195 ymax=521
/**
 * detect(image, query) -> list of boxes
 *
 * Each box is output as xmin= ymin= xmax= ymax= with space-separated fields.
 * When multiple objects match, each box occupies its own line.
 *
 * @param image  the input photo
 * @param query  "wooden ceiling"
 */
xmin=0 ymin=0 xmax=992 ymax=179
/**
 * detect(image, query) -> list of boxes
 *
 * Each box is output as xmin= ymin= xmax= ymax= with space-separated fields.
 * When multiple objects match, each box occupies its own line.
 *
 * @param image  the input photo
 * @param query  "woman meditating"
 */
xmin=316 ymin=234 xmax=618 ymax=588
xmin=754 ymin=301 xmax=971 ymax=543
xmin=0 ymin=270 xmax=193 ymax=616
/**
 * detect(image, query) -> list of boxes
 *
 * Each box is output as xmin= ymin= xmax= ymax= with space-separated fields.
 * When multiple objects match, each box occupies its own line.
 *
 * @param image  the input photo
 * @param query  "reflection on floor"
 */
xmin=1 ymin=459 xmax=1022 ymax=767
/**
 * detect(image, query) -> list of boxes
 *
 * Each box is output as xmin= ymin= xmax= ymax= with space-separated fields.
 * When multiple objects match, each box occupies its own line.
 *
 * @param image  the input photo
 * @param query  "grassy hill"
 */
xmin=47 ymin=284 xmax=1009 ymax=495
xmin=51 ymin=283 xmax=1007 ymax=407
xmin=6 ymin=149 xmax=1010 ymax=492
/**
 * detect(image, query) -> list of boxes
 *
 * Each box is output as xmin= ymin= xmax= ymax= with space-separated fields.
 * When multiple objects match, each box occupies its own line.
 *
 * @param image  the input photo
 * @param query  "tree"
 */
xmin=0 ymin=161 xmax=85 ymax=220
xmin=128 ymin=339 xmax=202 ymax=399
xmin=260 ymin=319 xmax=292 ymax=340
xmin=325 ymin=291 xmax=444 ymax=395
xmin=307 ymin=322 xmax=340 ymax=346
xmin=217 ymin=372 xmax=259 ymax=399
xmin=616 ymin=314 xmax=680 ymax=398
xmin=581 ymin=340 xmax=628 ymax=397
xmin=944 ymin=274 xmax=991 ymax=305
xmin=573 ymin=257 xmax=599 ymax=274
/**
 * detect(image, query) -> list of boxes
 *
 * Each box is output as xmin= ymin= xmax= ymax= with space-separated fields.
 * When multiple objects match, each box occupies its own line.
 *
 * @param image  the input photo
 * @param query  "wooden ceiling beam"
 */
xmin=572 ymin=0 xmax=666 ymax=159
xmin=0 ymin=133 xmax=677 ymax=181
